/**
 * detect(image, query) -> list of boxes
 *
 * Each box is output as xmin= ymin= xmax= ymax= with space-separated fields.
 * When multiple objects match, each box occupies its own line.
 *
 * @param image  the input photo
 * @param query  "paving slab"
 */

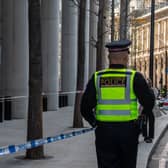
xmin=0 ymin=106 xmax=167 ymax=168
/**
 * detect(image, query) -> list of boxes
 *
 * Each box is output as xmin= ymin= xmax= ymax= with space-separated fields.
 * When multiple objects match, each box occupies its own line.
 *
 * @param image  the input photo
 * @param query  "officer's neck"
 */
xmin=109 ymin=64 xmax=126 ymax=69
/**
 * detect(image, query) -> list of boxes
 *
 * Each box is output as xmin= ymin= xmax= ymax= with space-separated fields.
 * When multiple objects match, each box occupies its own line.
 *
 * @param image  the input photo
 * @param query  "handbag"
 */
xmin=138 ymin=114 xmax=147 ymax=134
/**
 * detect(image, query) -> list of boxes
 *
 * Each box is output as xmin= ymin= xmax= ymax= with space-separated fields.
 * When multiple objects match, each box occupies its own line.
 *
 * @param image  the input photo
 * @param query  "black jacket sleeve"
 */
xmin=133 ymin=72 xmax=155 ymax=114
xmin=80 ymin=74 xmax=97 ymax=127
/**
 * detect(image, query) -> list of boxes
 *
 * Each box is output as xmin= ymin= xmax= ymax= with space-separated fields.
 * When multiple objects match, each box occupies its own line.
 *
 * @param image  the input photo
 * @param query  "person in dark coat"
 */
xmin=141 ymin=78 xmax=155 ymax=143
xmin=80 ymin=39 xmax=155 ymax=168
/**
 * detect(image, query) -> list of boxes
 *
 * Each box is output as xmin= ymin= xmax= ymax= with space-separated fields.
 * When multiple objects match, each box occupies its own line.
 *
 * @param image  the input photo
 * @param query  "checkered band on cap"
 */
xmin=105 ymin=40 xmax=131 ymax=52
xmin=108 ymin=47 xmax=129 ymax=52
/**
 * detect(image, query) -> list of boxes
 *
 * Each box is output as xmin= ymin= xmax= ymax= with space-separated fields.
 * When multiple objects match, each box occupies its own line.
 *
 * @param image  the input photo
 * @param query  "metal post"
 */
xmin=120 ymin=0 xmax=129 ymax=40
xmin=149 ymin=0 xmax=155 ymax=85
xmin=165 ymin=50 xmax=167 ymax=98
xmin=111 ymin=0 xmax=114 ymax=41
xmin=134 ymin=27 xmax=137 ymax=69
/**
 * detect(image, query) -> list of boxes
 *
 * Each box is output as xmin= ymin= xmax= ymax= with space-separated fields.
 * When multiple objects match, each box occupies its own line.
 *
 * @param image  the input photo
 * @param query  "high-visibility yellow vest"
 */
xmin=94 ymin=68 xmax=138 ymax=122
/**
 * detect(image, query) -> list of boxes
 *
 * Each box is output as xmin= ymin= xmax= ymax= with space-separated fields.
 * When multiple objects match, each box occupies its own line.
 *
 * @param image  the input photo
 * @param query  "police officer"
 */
xmin=80 ymin=39 xmax=155 ymax=168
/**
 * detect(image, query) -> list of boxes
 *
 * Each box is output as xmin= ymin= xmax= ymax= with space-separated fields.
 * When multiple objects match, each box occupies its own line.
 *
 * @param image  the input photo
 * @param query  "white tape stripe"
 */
xmin=42 ymin=90 xmax=84 ymax=95
xmin=0 ymin=127 xmax=94 ymax=156
xmin=159 ymin=142 xmax=168 ymax=168
xmin=161 ymin=143 xmax=168 ymax=157
xmin=159 ymin=158 xmax=166 ymax=168
xmin=0 ymin=90 xmax=84 ymax=101
xmin=0 ymin=96 xmax=28 ymax=101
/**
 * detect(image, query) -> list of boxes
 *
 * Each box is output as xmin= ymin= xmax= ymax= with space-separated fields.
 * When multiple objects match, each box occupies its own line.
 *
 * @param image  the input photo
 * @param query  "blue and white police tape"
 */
xmin=0 ymin=127 xmax=94 ymax=156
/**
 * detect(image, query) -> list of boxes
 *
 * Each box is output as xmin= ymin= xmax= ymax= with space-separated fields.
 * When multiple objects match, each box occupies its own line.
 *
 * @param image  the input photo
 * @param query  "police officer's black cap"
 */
xmin=105 ymin=39 xmax=132 ymax=52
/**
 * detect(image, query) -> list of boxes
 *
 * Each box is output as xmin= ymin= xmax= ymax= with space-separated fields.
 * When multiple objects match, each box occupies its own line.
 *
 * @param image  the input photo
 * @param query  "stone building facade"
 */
xmin=131 ymin=1 xmax=168 ymax=89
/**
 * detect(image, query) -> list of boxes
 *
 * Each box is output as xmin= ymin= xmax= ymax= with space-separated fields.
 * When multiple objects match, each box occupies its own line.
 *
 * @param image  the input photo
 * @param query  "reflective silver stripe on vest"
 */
xmin=97 ymin=70 xmax=131 ymax=104
xmin=99 ymin=110 xmax=131 ymax=115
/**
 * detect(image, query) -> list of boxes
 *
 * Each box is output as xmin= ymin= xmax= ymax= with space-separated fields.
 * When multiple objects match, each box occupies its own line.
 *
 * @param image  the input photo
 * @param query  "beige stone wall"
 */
xmin=132 ymin=7 xmax=168 ymax=88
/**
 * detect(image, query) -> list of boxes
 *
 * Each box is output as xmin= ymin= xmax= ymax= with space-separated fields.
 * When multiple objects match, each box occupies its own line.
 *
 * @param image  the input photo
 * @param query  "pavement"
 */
xmin=0 ymin=106 xmax=167 ymax=168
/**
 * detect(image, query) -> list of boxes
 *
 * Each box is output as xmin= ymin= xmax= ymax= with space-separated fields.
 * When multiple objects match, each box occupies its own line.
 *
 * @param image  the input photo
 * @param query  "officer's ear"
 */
xmin=128 ymin=50 xmax=130 ymax=54
xmin=108 ymin=52 xmax=113 ymax=60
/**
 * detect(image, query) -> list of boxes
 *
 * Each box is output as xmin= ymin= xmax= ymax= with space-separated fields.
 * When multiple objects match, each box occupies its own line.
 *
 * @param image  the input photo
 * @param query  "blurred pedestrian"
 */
xmin=161 ymin=85 xmax=167 ymax=98
xmin=140 ymin=78 xmax=155 ymax=143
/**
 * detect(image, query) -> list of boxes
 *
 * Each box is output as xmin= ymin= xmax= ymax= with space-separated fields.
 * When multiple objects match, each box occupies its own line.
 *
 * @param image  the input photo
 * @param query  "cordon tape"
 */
xmin=0 ymin=127 xmax=94 ymax=156
xmin=0 ymin=90 xmax=91 ymax=156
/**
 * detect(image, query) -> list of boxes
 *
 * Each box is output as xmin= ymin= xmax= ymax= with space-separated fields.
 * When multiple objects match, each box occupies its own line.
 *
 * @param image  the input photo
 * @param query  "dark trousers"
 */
xmin=142 ymin=113 xmax=155 ymax=139
xmin=95 ymin=122 xmax=139 ymax=168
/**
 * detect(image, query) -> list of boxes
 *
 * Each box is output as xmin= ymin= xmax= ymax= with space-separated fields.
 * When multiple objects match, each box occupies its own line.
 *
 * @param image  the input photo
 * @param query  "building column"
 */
xmin=147 ymin=26 xmax=149 ymax=50
xmin=41 ymin=0 xmax=60 ymax=111
xmin=158 ymin=22 xmax=160 ymax=49
xmin=158 ymin=56 xmax=162 ymax=88
xmin=2 ymin=0 xmax=29 ymax=118
xmin=0 ymin=0 xmax=3 ymax=121
xmin=84 ymin=0 xmax=90 ymax=87
xmin=0 ymin=0 xmax=2 ymax=96
xmin=146 ymin=57 xmax=150 ymax=78
xmin=164 ymin=20 xmax=166 ymax=45
xmin=142 ymin=27 xmax=144 ymax=52
xmin=89 ymin=0 xmax=98 ymax=78
xmin=61 ymin=0 xmax=78 ymax=106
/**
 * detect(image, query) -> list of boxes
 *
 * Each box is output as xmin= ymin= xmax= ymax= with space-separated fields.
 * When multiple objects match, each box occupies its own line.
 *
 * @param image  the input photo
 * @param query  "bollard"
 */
xmin=4 ymin=96 xmax=12 ymax=120
xmin=43 ymin=96 xmax=47 ymax=111
xmin=0 ymin=97 xmax=3 ymax=122
xmin=59 ymin=93 xmax=68 ymax=107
